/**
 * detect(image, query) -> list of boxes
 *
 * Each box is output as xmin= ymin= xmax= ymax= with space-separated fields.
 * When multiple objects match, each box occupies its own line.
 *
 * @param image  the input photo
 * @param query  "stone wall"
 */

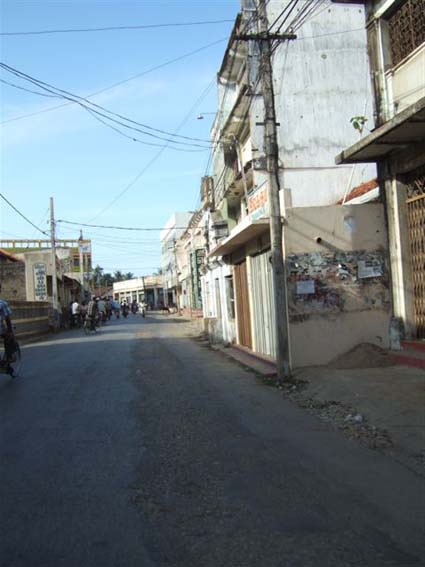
xmin=0 ymin=259 xmax=26 ymax=301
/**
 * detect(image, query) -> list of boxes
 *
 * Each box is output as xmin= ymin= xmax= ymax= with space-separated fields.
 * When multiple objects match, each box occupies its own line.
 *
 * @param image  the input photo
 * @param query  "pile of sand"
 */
xmin=327 ymin=343 xmax=394 ymax=369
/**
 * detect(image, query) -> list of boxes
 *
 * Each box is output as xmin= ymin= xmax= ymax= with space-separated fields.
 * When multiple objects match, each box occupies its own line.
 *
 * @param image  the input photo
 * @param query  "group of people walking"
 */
xmin=69 ymin=296 xmax=146 ymax=331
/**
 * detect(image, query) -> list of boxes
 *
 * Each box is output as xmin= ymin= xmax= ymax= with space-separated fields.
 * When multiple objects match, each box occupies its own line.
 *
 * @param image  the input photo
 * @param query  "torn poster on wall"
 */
xmin=287 ymin=250 xmax=390 ymax=322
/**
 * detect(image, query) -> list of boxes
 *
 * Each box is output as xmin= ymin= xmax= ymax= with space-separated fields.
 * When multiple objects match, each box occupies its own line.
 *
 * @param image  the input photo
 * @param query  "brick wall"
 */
xmin=0 ymin=259 xmax=26 ymax=301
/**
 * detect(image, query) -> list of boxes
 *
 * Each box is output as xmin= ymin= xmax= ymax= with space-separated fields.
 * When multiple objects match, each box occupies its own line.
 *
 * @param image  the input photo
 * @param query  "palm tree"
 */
xmin=113 ymin=270 xmax=125 ymax=282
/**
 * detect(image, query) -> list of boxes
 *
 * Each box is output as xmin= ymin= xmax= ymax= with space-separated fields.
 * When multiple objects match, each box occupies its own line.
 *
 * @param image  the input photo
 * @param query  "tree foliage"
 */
xmin=92 ymin=265 xmax=135 ymax=287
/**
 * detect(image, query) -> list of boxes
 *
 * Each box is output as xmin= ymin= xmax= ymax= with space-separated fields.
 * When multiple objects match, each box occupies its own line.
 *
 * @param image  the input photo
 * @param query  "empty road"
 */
xmin=1 ymin=315 xmax=424 ymax=566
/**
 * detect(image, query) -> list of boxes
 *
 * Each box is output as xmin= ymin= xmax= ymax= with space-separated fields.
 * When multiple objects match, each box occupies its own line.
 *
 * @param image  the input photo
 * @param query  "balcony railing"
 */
xmin=388 ymin=0 xmax=425 ymax=66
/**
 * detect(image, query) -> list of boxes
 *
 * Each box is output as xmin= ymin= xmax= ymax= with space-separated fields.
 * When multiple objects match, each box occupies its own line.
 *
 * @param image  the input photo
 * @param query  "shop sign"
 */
xmin=248 ymin=183 xmax=269 ymax=220
xmin=33 ymin=262 xmax=48 ymax=301
xmin=79 ymin=242 xmax=92 ymax=254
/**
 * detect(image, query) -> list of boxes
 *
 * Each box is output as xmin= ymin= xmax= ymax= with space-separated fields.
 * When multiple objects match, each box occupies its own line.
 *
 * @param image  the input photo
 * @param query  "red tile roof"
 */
xmin=337 ymin=179 xmax=379 ymax=204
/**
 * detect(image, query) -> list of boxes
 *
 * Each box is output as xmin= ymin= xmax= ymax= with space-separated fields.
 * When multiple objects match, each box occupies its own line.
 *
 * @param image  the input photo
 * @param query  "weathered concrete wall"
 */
xmin=14 ymin=250 xmax=55 ymax=302
xmin=285 ymin=203 xmax=391 ymax=367
xmin=0 ymin=259 xmax=26 ymax=301
xmin=202 ymin=263 xmax=237 ymax=346
xmin=9 ymin=301 xmax=51 ymax=340
xmin=249 ymin=1 xmax=377 ymax=207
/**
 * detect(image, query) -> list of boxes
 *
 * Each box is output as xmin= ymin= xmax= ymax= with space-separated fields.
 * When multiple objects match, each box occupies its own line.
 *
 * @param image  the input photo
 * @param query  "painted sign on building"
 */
xmin=248 ymin=182 xmax=269 ymax=220
xmin=191 ymin=249 xmax=205 ymax=310
xmin=33 ymin=262 xmax=48 ymax=301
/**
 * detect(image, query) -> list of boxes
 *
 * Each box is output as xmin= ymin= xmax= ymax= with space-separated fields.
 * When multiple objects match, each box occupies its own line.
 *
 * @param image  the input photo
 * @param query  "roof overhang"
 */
xmin=209 ymin=217 xmax=269 ymax=257
xmin=336 ymin=97 xmax=425 ymax=164
xmin=0 ymin=248 xmax=21 ymax=262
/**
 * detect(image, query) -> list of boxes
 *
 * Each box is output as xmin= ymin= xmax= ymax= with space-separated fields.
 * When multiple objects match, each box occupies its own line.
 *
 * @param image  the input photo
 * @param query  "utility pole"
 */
xmin=173 ymin=238 xmax=180 ymax=314
xmin=78 ymin=229 xmax=84 ymax=301
xmin=49 ymin=197 xmax=59 ymax=322
xmin=257 ymin=0 xmax=292 ymax=380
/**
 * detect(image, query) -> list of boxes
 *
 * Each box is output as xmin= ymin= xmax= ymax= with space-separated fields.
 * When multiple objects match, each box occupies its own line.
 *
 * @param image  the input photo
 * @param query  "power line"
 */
xmin=88 ymin=78 xmax=216 ymax=221
xmin=0 ymin=192 xmax=50 ymax=236
xmin=0 ymin=62 xmax=212 ymax=149
xmin=0 ymin=37 xmax=227 ymax=126
xmin=57 ymin=220 xmax=197 ymax=231
xmin=0 ymin=19 xmax=235 ymax=36
xmin=0 ymin=77 xmax=58 ymax=98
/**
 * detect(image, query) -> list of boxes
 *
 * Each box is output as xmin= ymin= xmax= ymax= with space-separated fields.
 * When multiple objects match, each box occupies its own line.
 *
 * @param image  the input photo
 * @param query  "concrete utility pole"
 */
xmin=78 ymin=229 xmax=84 ymax=300
xmin=173 ymin=238 xmax=180 ymax=314
xmin=49 ymin=197 xmax=59 ymax=318
xmin=257 ymin=0 xmax=292 ymax=380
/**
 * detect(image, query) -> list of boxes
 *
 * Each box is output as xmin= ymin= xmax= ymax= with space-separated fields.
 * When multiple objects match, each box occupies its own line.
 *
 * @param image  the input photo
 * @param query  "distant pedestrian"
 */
xmin=71 ymin=299 xmax=80 ymax=328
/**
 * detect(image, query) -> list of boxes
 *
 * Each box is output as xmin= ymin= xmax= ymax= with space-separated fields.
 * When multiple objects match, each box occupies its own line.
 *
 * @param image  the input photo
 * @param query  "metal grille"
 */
xmin=388 ymin=0 xmax=425 ymax=67
xmin=406 ymin=166 xmax=425 ymax=339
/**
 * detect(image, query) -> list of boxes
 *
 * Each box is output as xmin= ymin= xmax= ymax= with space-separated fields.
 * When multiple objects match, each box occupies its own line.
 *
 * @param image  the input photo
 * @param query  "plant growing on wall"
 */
xmin=350 ymin=116 xmax=368 ymax=135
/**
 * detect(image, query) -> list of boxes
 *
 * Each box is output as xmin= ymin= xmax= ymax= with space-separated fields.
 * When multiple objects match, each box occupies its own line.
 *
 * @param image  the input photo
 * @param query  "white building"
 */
xmin=201 ymin=1 xmax=391 ymax=368
xmin=113 ymin=275 xmax=163 ymax=308
xmin=160 ymin=212 xmax=193 ymax=307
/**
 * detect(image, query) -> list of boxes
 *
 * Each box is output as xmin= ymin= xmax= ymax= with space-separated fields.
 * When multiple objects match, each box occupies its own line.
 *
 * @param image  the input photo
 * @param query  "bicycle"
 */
xmin=0 ymin=334 xmax=22 ymax=378
xmin=83 ymin=315 xmax=99 ymax=335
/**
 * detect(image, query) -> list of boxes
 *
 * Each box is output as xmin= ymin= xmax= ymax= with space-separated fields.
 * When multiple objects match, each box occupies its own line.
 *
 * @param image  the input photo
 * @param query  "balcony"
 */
xmin=386 ymin=43 xmax=425 ymax=117
xmin=384 ymin=0 xmax=425 ymax=118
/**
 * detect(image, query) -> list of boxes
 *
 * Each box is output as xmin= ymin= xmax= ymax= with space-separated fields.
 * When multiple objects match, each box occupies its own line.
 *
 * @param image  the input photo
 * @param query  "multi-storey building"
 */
xmin=160 ymin=212 xmax=193 ymax=307
xmin=337 ymin=0 xmax=425 ymax=342
xmin=201 ymin=1 xmax=392 ymax=367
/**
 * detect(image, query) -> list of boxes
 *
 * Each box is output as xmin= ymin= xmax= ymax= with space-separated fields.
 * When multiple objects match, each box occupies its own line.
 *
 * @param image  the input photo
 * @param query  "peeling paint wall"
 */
xmin=285 ymin=203 xmax=391 ymax=367
xmin=248 ymin=1 xmax=377 ymax=207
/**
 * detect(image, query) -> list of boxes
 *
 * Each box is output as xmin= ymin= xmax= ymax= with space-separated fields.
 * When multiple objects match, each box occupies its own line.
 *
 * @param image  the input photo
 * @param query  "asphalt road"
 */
xmin=1 ymin=314 xmax=424 ymax=567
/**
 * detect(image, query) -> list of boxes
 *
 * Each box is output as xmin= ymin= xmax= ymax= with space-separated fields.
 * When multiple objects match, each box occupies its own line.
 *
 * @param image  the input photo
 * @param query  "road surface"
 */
xmin=1 ymin=314 xmax=424 ymax=566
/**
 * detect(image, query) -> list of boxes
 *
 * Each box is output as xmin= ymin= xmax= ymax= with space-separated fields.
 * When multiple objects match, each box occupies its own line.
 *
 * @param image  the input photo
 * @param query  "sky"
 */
xmin=0 ymin=0 xmax=239 ymax=276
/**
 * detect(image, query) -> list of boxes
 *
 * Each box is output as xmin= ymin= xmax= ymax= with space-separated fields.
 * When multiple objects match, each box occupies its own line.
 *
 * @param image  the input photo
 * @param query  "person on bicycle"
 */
xmin=0 ymin=282 xmax=16 ymax=368
xmin=86 ymin=295 xmax=98 ymax=330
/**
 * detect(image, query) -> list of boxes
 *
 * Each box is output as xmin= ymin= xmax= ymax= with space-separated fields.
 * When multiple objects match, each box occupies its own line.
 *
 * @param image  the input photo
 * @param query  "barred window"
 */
xmin=388 ymin=0 xmax=425 ymax=67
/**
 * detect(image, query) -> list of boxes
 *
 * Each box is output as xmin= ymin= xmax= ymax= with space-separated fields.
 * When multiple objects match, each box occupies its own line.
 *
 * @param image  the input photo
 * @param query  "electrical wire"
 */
xmin=268 ymin=0 xmax=300 ymax=32
xmin=57 ymin=220 xmax=198 ymax=231
xmin=87 ymin=78 xmax=216 ymax=221
xmin=0 ymin=62 xmax=213 ymax=149
xmin=0 ymin=19 xmax=235 ymax=36
xmin=1 ymin=37 xmax=228 ymax=126
xmin=0 ymin=192 xmax=50 ymax=236
xmin=0 ymin=77 xmax=58 ymax=98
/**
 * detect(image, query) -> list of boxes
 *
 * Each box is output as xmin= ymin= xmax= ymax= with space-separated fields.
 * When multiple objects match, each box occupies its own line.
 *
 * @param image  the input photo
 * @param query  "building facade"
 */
xmin=160 ymin=212 xmax=193 ymax=307
xmin=337 ymin=0 xmax=425 ymax=343
xmin=200 ymin=1 xmax=392 ymax=368
xmin=113 ymin=275 xmax=163 ymax=309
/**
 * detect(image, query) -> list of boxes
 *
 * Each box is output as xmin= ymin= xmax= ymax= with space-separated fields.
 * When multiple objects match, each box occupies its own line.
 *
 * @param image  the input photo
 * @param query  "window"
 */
xmin=225 ymin=276 xmax=235 ymax=319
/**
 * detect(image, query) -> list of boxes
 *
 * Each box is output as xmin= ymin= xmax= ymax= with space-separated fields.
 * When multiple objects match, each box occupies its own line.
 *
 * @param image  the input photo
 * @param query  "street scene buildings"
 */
xmin=167 ymin=0 xmax=425 ymax=370
xmin=1 ymin=1 xmax=424 ymax=566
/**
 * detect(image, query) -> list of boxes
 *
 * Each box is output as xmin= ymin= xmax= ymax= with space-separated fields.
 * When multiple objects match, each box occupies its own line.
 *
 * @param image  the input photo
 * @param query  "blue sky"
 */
xmin=0 ymin=0 xmax=239 ymax=275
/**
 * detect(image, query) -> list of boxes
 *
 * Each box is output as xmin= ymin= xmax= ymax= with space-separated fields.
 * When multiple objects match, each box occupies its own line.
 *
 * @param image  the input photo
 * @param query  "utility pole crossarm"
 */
xmin=235 ymin=33 xmax=297 ymax=41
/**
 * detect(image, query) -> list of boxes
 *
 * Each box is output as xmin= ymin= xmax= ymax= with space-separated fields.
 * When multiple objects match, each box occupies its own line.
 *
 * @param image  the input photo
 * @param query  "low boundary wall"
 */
xmin=9 ymin=301 xmax=51 ymax=341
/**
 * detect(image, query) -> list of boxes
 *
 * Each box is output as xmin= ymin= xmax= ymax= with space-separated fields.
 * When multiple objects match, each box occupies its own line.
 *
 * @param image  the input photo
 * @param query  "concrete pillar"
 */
xmin=385 ymin=177 xmax=416 ymax=339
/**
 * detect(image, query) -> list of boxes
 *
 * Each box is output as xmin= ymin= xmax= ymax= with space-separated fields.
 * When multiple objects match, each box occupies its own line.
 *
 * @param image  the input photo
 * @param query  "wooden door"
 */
xmin=234 ymin=261 xmax=252 ymax=348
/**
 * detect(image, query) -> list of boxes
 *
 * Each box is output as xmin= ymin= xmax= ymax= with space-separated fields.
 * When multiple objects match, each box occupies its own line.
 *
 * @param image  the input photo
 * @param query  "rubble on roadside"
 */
xmin=262 ymin=377 xmax=394 ymax=451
